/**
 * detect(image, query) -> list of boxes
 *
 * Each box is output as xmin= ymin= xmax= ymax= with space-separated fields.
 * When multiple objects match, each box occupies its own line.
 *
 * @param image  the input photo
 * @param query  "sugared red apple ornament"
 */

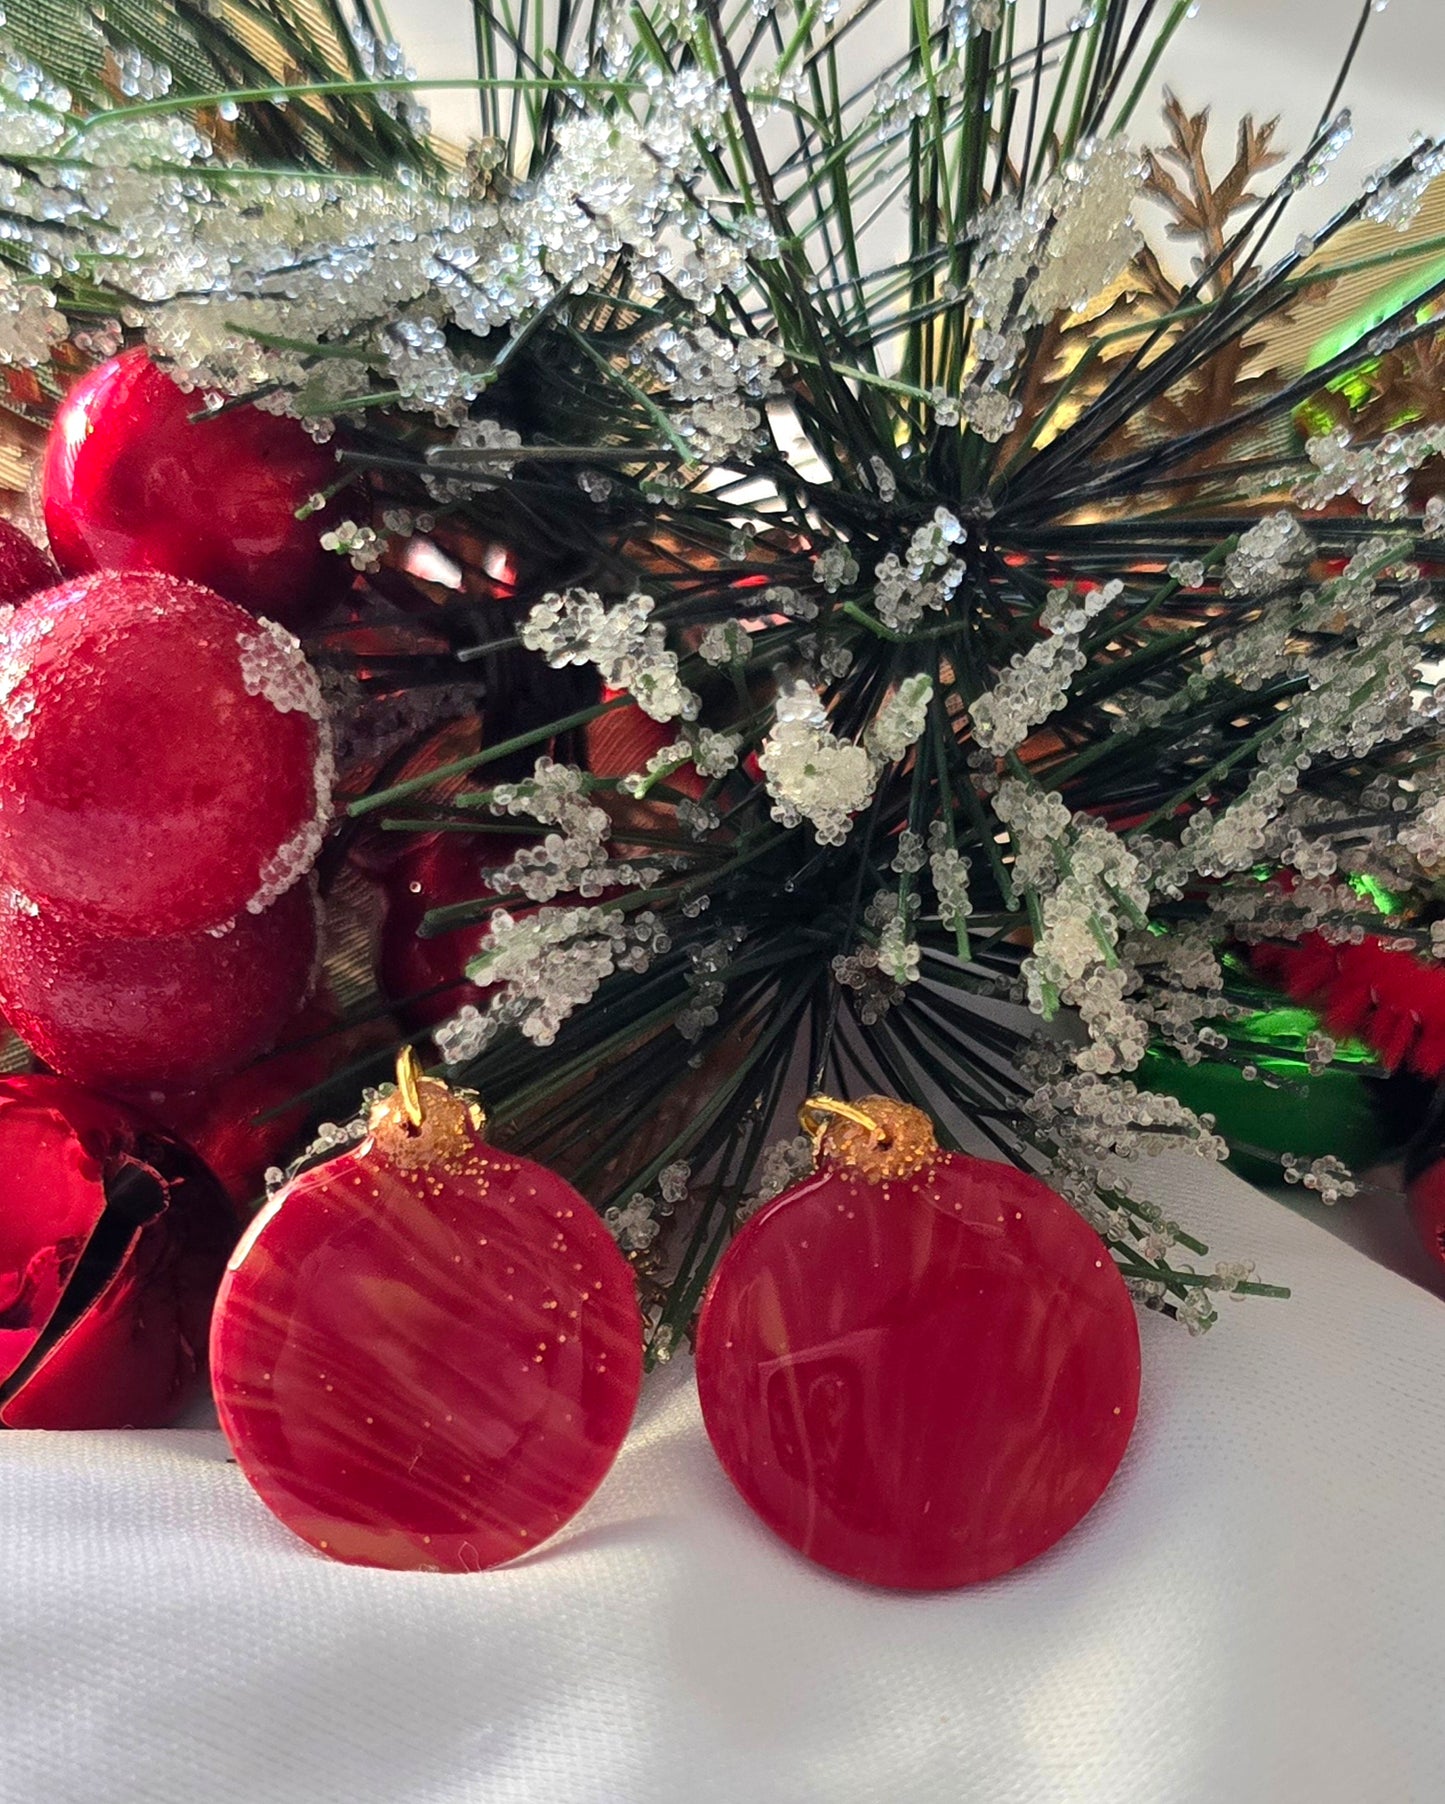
xmin=0 ymin=570 xmax=332 ymax=934
xmin=694 ymin=1096 xmax=1141 ymax=1589
xmin=0 ymin=518 xmax=55 ymax=608
xmin=43 ymin=348 xmax=347 ymax=626
xmin=212 ymin=1060 xmax=643 ymax=1570
xmin=0 ymin=879 xmax=318 ymax=1090
xmin=0 ymin=1074 xmax=237 ymax=1427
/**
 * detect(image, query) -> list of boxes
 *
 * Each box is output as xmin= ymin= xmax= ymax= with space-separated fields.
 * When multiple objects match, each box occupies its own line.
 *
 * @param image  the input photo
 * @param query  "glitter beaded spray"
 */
xmin=694 ymin=1096 xmax=1141 ymax=1590
xmin=211 ymin=1051 xmax=644 ymax=1572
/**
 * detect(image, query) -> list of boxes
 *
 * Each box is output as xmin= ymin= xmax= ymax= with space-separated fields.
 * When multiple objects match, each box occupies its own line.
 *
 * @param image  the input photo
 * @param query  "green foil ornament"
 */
xmin=1138 ymin=1006 xmax=1390 ymax=1186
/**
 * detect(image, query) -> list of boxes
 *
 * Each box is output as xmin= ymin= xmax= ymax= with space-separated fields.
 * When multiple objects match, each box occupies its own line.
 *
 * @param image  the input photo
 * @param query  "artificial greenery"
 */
xmin=3 ymin=0 xmax=1444 ymax=1349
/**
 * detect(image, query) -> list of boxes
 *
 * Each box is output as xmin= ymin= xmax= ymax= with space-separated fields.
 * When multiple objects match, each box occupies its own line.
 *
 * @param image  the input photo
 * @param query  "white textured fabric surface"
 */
xmin=2 ymin=1155 xmax=1444 ymax=1803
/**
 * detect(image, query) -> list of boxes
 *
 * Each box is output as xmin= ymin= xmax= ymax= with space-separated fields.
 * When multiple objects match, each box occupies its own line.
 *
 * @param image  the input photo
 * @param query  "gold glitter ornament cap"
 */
xmin=368 ymin=1048 xmax=487 ymax=1172
xmin=799 ymin=1093 xmax=939 ymax=1182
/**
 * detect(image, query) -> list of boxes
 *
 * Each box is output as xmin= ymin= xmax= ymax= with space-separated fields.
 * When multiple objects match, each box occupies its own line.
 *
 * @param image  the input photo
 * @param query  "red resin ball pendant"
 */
xmin=695 ymin=1097 xmax=1141 ymax=1590
xmin=0 ymin=571 xmax=332 ymax=933
xmin=0 ymin=879 xmax=318 ymax=1090
xmin=212 ymin=1069 xmax=644 ymax=1571
xmin=43 ymin=348 xmax=348 ymax=627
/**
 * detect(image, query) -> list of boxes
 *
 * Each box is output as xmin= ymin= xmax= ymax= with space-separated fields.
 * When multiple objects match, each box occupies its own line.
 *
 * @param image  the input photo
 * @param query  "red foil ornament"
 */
xmin=0 ymin=879 xmax=319 ymax=1090
xmin=1254 ymin=931 xmax=1445 ymax=1080
xmin=586 ymin=688 xmax=707 ymax=800
xmin=212 ymin=1061 xmax=643 ymax=1570
xmin=0 ymin=1074 xmax=237 ymax=1428
xmin=43 ymin=348 xmax=347 ymax=627
xmin=695 ymin=1096 xmax=1141 ymax=1589
xmin=0 ymin=518 xmax=55 ymax=608
xmin=0 ymin=570 xmax=332 ymax=934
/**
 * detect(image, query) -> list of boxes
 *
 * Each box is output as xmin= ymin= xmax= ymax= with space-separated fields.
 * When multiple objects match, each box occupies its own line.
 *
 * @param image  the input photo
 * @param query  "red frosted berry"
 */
xmin=212 ymin=1073 xmax=643 ymax=1570
xmin=695 ymin=1097 xmax=1141 ymax=1589
xmin=0 ymin=571 xmax=332 ymax=933
xmin=0 ymin=880 xmax=319 ymax=1091
xmin=0 ymin=1073 xmax=237 ymax=1428
xmin=0 ymin=518 xmax=55 ymax=608
xmin=44 ymin=347 xmax=350 ymax=627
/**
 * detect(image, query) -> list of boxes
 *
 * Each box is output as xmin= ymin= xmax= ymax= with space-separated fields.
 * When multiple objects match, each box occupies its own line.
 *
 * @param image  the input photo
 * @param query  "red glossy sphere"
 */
xmin=43 ymin=348 xmax=347 ymax=627
xmin=378 ymin=834 xmax=517 ymax=1031
xmin=0 ymin=1073 xmax=237 ymax=1428
xmin=0 ymin=571 xmax=331 ymax=933
xmin=695 ymin=1144 xmax=1140 ymax=1589
xmin=0 ymin=519 xmax=55 ymax=608
xmin=1407 ymin=1158 xmax=1445 ymax=1272
xmin=212 ymin=1087 xmax=643 ymax=1570
xmin=0 ymin=880 xmax=318 ymax=1090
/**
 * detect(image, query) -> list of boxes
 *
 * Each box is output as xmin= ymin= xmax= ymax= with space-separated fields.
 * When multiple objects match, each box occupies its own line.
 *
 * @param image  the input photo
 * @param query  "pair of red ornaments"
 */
xmin=212 ymin=1061 xmax=1140 ymax=1591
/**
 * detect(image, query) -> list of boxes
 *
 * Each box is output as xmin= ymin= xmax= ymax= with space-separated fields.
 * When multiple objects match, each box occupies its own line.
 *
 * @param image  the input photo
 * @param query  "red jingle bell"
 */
xmin=0 ymin=879 xmax=319 ymax=1091
xmin=695 ymin=1095 xmax=1141 ymax=1589
xmin=211 ymin=1053 xmax=643 ymax=1571
xmin=43 ymin=348 xmax=349 ymax=627
xmin=0 ymin=570 xmax=332 ymax=934
xmin=0 ymin=518 xmax=55 ymax=609
xmin=0 ymin=1074 xmax=237 ymax=1428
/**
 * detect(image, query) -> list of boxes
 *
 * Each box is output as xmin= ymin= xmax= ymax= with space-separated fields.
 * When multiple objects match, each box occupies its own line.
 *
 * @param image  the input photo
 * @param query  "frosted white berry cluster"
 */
xmin=972 ymin=583 xmax=1117 ymax=755
xmin=0 ymin=30 xmax=751 ymax=438
xmin=757 ymin=681 xmax=875 ymax=846
xmin=522 ymin=590 xmax=697 ymax=724
xmin=872 ymin=511 xmax=967 ymax=633
xmin=962 ymin=137 xmax=1143 ymax=440
xmin=436 ymin=904 xmax=672 ymax=1055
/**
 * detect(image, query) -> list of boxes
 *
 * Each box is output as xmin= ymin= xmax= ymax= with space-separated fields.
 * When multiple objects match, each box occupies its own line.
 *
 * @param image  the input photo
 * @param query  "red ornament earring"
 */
xmin=694 ymin=1094 xmax=1141 ymax=1590
xmin=211 ymin=1051 xmax=644 ymax=1571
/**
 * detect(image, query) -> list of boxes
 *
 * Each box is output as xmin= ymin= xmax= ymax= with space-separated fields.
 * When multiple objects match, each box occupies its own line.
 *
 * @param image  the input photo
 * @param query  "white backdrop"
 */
xmin=3 ymin=1153 xmax=1445 ymax=1804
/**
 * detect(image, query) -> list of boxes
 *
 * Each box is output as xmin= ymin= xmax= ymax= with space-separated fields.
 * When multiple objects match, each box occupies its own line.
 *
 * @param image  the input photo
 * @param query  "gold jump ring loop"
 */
xmin=798 ymin=1094 xmax=889 ymax=1157
xmin=395 ymin=1045 xmax=426 ymax=1130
